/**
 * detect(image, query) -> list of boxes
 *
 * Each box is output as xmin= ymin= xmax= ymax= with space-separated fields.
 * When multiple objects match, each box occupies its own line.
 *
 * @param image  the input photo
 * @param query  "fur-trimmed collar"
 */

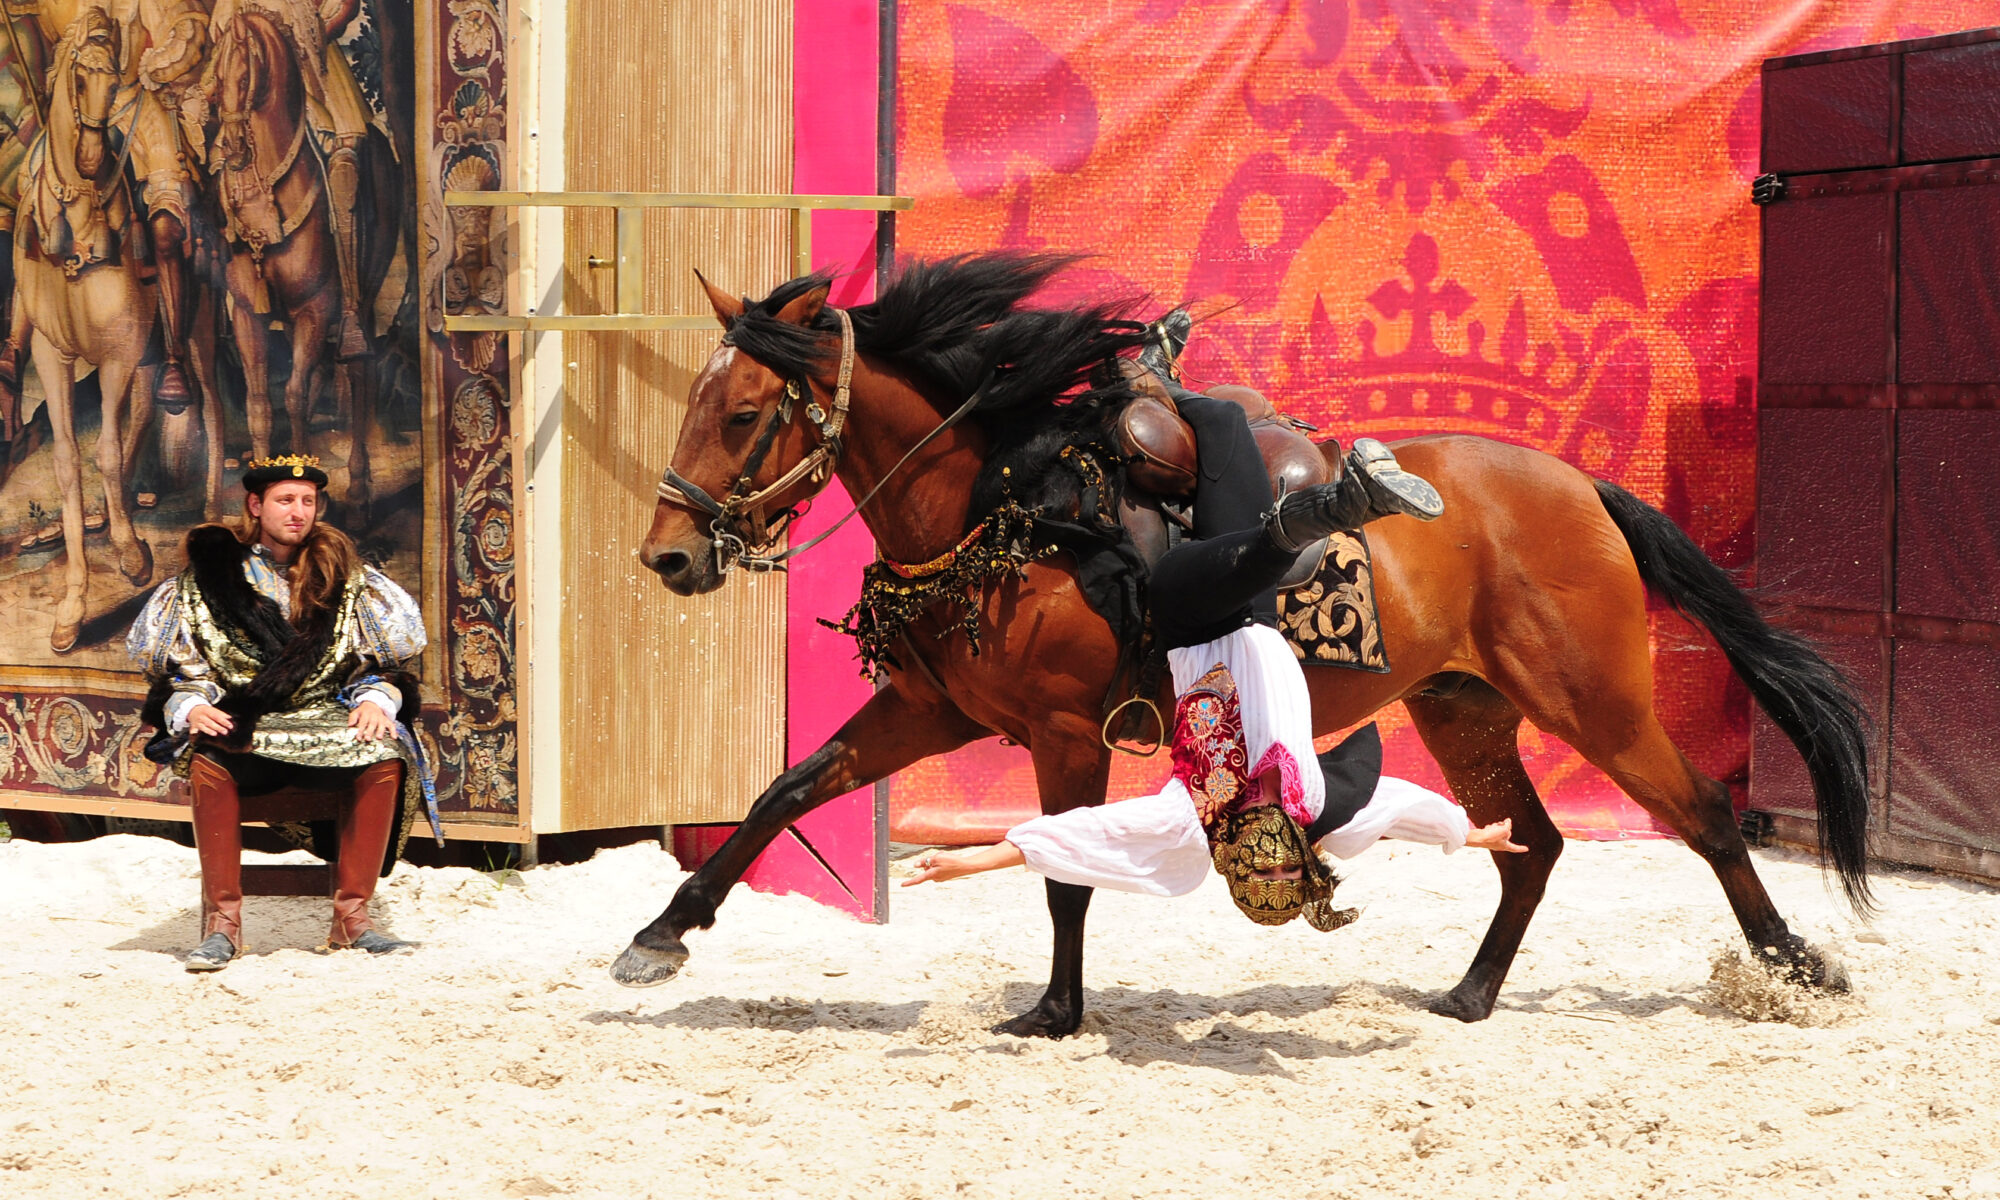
xmin=141 ymin=525 xmax=354 ymax=755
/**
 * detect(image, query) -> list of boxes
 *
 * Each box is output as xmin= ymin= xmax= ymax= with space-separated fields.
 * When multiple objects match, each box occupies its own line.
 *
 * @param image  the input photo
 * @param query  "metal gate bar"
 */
xmin=440 ymin=191 xmax=914 ymax=332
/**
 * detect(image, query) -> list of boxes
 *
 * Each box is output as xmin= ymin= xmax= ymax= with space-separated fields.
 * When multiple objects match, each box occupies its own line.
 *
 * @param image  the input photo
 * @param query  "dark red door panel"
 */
xmin=1899 ymin=185 xmax=2000 ymax=384
xmin=1891 ymin=640 xmax=2000 ymax=852
xmin=1764 ymin=55 xmax=1896 ymax=174
xmin=1896 ymin=410 xmax=2000 ymax=623
xmin=1903 ymin=40 xmax=2000 ymax=163
xmin=1760 ymin=193 xmax=1892 ymax=385
xmin=1757 ymin=409 xmax=1892 ymax=611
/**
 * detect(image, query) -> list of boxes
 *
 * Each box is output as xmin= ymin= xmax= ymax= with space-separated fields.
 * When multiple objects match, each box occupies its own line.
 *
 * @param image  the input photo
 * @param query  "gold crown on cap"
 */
xmin=245 ymin=453 xmax=323 ymax=478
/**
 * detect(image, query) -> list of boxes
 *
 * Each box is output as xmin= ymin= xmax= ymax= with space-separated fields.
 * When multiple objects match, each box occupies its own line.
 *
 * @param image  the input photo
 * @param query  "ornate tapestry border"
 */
xmin=0 ymin=0 xmax=522 ymax=823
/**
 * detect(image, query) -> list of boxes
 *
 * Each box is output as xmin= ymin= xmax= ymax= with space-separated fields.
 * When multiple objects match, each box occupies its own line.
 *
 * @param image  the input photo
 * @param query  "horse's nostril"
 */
xmin=657 ymin=550 xmax=692 ymax=579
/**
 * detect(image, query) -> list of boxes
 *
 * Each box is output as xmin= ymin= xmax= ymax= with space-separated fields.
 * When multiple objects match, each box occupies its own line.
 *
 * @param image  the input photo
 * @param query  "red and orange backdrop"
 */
xmin=884 ymin=0 xmax=1994 ymax=840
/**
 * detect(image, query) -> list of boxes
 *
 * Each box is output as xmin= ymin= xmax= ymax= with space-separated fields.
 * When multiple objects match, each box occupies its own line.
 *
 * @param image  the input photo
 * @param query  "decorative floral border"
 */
xmin=419 ymin=0 xmax=518 ymax=820
xmin=0 ymin=0 xmax=520 ymax=821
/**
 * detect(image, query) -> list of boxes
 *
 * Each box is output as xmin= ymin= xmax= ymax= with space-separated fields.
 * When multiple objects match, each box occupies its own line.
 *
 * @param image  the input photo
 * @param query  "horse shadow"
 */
xmin=584 ymin=995 xmax=931 ymax=1036
xmin=1493 ymin=982 xmax=1730 ymax=1022
xmin=588 ymin=978 xmax=1418 ymax=1076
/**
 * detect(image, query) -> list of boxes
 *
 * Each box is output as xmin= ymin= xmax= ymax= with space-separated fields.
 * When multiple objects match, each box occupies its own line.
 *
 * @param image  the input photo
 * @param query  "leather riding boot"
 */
xmin=328 ymin=760 xmax=404 ymax=949
xmin=1264 ymin=438 xmax=1445 ymax=553
xmin=187 ymin=754 xmax=245 ymax=951
xmin=1135 ymin=308 xmax=1192 ymax=381
xmin=326 ymin=145 xmax=368 ymax=360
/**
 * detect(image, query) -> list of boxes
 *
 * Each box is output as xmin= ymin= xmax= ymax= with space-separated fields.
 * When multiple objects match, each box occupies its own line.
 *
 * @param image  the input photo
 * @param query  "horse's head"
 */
xmin=211 ymin=14 xmax=276 ymax=171
xmin=67 ymin=10 xmax=121 ymax=180
xmin=639 ymin=271 xmax=848 ymax=595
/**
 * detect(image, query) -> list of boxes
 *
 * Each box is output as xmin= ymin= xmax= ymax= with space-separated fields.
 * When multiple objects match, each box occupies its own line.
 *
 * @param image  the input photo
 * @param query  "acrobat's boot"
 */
xmin=1135 ymin=308 xmax=1192 ymax=382
xmin=328 ymin=760 xmax=412 ymax=953
xmin=1264 ymin=438 xmax=1445 ymax=553
xmin=186 ymin=754 xmax=245 ymax=970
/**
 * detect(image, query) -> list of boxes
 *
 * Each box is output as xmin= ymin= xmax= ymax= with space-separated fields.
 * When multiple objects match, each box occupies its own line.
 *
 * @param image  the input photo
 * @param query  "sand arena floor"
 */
xmin=2 ymin=831 xmax=1997 ymax=1199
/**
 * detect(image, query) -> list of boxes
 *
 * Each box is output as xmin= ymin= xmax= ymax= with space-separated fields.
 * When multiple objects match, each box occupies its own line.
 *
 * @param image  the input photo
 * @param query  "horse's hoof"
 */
xmin=1761 ymin=941 xmax=1849 ymax=994
xmin=1427 ymin=987 xmax=1496 ymax=1023
xmin=118 ymin=539 xmax=153 ymax=587
xmin=991 ymin=1003 xmax=1081 ymax=1040
xmin=50 ymin=623 xmax=79 ymax=654
xmin=610 ymin=937 xmax=687 ymax=988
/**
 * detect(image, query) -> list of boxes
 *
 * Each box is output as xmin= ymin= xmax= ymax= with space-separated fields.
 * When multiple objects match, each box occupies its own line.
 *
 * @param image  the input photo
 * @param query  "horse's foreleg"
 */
xmin=117 ymin=364 xmax=154 ymax=481
xmin=340 ymin=361 xmax=373 ymax=522
xmin=189 ymin=294 xmax=226 ymax=521
xmin=92 ymin=357 xmax=152 ymax=588
xmin=611 ymin=684 xmax=988 ymax=988
xmin=284 ymin=315 xmax=326 ymax=458
xmin=1404 ymin=681 xmax=1563 ymax=1022
xmin=34 ymin=338 xmax=85 ymax=652
xmin=230 ymin=300 xmax=272 ymax=460
xmin=992 ymin=718 xmax=1112 ymax=1039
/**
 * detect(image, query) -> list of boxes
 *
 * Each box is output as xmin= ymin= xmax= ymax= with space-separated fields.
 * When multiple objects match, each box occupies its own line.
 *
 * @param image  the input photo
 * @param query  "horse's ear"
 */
xmin=774 ymin=283 xmax=829 ymax=328
xmin=694 ymin=269 xmax=742 ymax=328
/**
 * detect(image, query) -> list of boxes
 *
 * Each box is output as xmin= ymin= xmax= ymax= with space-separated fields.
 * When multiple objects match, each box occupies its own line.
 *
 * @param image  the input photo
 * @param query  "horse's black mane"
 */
xmin=722 ymin=253 xmax=1151 ymax=520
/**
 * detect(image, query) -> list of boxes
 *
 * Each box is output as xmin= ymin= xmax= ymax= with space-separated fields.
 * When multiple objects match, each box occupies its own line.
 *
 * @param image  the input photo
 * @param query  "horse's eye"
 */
xmin=727 ymin=411 xmax=761 ymax=428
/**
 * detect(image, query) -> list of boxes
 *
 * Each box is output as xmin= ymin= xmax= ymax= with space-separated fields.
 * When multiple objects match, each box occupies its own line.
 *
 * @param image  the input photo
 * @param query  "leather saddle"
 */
xmin=1112 ymin=363 xmax=1339 ymax=590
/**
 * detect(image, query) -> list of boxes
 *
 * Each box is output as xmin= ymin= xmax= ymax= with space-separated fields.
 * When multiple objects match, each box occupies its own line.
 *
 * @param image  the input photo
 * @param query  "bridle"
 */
xmin=655 ymin=306 xmax=991 ymax=577
xmin=655 ymin=308 xmax=856 ymax=573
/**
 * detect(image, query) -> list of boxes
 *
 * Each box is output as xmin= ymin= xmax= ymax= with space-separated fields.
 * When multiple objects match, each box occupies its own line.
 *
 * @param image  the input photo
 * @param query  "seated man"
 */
xmin=128 ymin=455 xmax=438 ymax=971
xmin=906 ymin=314 xmax=1524 ymax=923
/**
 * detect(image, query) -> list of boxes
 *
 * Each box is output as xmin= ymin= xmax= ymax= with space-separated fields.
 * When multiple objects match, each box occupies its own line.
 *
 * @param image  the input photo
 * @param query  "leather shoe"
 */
xmin=184 ymin=931 xmax=238 ymax=972
xmin=350 ymin=930 xmax=414 ymax=955
xmin=1135 ymin=308 xmax=1192 ymax=380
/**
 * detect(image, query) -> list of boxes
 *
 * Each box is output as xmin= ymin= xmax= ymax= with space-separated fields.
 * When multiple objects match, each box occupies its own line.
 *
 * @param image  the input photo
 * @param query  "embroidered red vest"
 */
xmin=1169 ymin=663 xmax=1253 ymax=832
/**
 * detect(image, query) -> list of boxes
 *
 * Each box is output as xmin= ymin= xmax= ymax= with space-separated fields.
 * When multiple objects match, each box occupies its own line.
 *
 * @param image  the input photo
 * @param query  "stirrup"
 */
xmin=1263 ymin=479 xmax=1346 ymax=554
xmin=1136 ymin=309 xmax=1192 ymax=380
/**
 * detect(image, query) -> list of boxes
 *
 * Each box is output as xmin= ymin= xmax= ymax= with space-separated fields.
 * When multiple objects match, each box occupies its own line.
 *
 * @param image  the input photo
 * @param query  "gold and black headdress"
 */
xmin=1209 ymin=805 xmax=1359 ymax=931
xmin=242 ymin=454 xmax=328 ymax=491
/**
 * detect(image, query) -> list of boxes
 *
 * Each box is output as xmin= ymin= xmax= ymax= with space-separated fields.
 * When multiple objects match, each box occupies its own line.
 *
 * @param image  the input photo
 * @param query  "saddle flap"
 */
xmin=1114 ymin=370 xmax=1337 ymax=503
xmin=1115 ymin=394 xmax=1199 ymax=496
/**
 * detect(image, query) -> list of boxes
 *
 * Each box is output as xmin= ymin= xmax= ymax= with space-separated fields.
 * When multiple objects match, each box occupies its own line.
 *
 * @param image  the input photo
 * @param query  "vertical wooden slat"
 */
xmin=558 ymin=0 xmax=793 ymax=829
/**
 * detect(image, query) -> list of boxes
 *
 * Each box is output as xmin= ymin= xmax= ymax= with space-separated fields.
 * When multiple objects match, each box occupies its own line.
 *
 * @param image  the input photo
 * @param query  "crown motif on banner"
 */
xmin=245 ymin=453 xmax=324 ymax=477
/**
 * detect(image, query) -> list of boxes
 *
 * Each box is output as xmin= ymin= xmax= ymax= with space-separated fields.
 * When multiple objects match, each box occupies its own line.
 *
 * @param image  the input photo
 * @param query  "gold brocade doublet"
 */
xmin=174 ymin=568 xmax=405 ymax=775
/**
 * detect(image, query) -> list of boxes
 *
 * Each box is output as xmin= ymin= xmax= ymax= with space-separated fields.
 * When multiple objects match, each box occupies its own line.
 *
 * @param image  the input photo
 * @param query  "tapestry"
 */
xmin=886 ymin=0 xmax=1996 ymax=842
xmin=0 ymin=0 xmax=518 ymax=824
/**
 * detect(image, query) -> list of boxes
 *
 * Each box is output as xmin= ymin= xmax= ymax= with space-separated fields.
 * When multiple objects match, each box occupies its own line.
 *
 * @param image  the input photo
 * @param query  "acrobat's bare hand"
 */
xmin=1466 ymin=818 xmax=1528 ymax=853
xmin=901 ymin=841 xmax=1026 ymax=887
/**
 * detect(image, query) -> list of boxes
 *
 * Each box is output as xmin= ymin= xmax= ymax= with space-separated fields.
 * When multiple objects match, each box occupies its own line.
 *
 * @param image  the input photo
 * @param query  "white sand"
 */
xmin=2 ymin=832 xmax=1997 ymax=1200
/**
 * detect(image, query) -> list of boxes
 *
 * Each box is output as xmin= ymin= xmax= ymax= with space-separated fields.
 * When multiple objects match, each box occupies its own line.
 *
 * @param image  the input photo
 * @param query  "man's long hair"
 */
xmin=237 ymin=496 xmax=359 ymax=623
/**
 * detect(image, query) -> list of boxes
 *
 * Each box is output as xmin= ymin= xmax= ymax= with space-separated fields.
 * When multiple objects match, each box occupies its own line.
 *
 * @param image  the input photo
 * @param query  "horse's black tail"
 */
xmin=1593 ymin=479 xmax=1875 ymax=917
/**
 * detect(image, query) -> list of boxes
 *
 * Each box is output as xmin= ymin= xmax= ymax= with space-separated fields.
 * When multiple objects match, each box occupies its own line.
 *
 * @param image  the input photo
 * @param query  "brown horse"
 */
xmin=614 ymin=255 xmax=1869 ymax=1037
xmin=207 ymin=8 xmax=398 ymax=516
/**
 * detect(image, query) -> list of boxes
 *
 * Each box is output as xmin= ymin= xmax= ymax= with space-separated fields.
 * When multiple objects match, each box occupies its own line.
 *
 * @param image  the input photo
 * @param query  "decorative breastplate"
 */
xmin=1170 ymin=663 xmax=1252 ymax=831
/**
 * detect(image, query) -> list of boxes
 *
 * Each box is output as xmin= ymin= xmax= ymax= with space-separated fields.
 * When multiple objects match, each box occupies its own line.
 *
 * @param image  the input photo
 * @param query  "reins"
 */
xmin=656 ymin=307 xmax=992 ymax=575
